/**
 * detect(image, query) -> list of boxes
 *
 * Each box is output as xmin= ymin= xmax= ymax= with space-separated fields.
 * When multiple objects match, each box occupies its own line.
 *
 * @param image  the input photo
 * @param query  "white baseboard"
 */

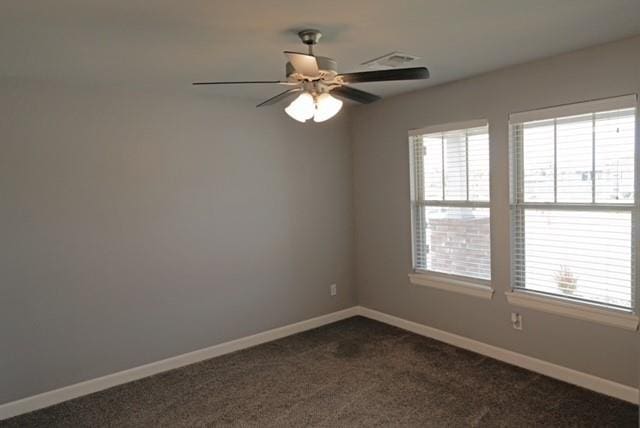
xmin=0 ymin=306 xmax=359 ymax=421
xmin=357 ymin=306 xmax=639 ymax=404
xmin=3 ymin=304 xmax=636 ymax=421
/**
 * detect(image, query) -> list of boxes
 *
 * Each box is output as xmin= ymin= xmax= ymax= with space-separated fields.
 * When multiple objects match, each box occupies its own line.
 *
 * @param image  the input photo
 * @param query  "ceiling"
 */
xmin=2 ymin=0 xmax=640 ymax=101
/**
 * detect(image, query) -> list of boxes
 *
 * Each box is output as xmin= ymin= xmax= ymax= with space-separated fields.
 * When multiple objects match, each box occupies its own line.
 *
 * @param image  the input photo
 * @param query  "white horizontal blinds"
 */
xmin=510 ymin=97 xmax=637 ymax=310
xmin=556 ymin=114 xmax=593 ymax=202
xmin=411 ymin=136 xmax=428 ymax=267
xmin=423 ymin=135 xmax=443 ymax=199
xmin=410 ymin=123 xmax=491 ymax=281
xmin=522 ymin=120 xmax=555 ymax=202
xmin=595 ymin=110 xmax=636 ymax=203
xmin=513 ymin=209 xmax=633 ymax=308
xmin=444 ymin=130 xmax=467 ymax=200
xmin=467 ymin=128 xmax=490 ymax=200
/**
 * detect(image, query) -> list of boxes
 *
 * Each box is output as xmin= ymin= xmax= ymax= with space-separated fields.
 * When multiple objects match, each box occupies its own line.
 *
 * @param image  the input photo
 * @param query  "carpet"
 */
xmin=2 ymin=316 xmax=637 ymax=427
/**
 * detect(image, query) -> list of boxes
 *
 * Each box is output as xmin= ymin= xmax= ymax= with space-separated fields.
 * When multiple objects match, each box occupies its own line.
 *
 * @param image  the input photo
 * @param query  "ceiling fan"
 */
xmin=193 ymin=29 xmax=430 ymax=123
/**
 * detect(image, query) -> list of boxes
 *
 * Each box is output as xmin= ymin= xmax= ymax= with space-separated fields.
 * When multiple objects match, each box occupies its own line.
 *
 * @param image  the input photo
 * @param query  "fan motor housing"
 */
xmin=286 ymin=56 xmax=337 ymax=79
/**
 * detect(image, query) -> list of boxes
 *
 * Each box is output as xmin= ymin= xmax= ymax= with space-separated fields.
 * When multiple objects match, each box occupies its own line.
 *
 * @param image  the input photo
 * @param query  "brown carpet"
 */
xmin=2 ymin=316 xmax=637 ymax=427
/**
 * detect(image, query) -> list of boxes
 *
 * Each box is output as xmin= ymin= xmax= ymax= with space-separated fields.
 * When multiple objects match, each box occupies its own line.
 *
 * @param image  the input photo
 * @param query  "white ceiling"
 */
xmin=2 ymin=0 xmax=640 ymax=101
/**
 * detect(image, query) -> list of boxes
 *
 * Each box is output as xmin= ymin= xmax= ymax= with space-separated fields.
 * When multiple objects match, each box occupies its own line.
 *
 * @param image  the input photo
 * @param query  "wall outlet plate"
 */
xmin=511 ymin=312 xmax=523 ymax=330
xmin=330 ymin=283 xmax=337 ymax=296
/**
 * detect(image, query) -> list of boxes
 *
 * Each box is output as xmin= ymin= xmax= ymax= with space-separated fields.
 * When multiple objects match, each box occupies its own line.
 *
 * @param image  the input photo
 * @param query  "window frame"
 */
xmin=409 ymin=119 xmax=493 ymax=295
xmin=509 ymin=95 xmax=639 ymax=316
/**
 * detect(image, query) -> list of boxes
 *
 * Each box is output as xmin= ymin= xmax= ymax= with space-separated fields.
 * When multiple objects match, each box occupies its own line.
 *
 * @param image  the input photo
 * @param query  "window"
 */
xmin=409 ymin=120 xmax=491 ymax=282
xmin=510 ymin=95 xmax=638 ymax=311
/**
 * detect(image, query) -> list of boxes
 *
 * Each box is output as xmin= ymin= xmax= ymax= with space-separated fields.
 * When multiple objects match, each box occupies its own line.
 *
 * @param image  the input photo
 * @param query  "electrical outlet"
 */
xmin=511 ymin=312 xmax=523 ymax=330
xmin=330 ymin=283 xmax=337 ymax=296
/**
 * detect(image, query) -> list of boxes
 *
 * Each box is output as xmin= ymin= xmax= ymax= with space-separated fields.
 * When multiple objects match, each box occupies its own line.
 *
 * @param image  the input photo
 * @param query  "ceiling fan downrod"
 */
xmin=298 ymin=29 xmax=322 ymax=55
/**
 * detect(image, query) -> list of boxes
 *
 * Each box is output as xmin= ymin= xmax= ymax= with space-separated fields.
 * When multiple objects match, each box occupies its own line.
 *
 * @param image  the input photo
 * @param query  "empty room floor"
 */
xmin=2 ymin=317 xmax=636 ymax=427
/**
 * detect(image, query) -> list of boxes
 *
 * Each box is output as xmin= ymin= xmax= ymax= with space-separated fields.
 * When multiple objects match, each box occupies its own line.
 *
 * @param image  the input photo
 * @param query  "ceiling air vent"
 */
xmin=361 ymin=51 xmax=420 ymax=69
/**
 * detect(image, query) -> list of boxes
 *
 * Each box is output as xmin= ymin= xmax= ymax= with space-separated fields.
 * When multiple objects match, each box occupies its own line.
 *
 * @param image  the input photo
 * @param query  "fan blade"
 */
xmin=331 ymin=85 xmax=381 ymax=104
xmin=338 ymin=67 xmax=430 ymax=83
xmin=256 ymin=88 xmax=302 ymax=108
xmin=284 ymin=51 xmax=319 ymax=77
xmin=192 ymin=80 xmax=289 ymax=85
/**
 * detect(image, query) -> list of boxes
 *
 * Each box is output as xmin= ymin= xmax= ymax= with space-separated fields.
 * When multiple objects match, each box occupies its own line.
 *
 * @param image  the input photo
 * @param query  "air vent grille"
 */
xmin=362 ymin=51 xmax=420 ymax=68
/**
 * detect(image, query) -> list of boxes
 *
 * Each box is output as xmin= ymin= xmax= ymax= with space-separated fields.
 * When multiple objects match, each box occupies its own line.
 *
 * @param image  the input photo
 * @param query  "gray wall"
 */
xmin=0 ymin=81 xmax=356 ymax=404
xmin=351 ymin=35 xmax=640 ymax=387
xmin=2 ymin=34 xmax=639 ymax=407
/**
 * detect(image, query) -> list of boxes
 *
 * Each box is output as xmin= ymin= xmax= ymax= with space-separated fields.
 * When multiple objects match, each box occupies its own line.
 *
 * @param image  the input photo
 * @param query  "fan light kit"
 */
xmin=285 ymin=91 xmax=343 ymax=123
xmin=193 ymin=29 xmax=430 ymax=123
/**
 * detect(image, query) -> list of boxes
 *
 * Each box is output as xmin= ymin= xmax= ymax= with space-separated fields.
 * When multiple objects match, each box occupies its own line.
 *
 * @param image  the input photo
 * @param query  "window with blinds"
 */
xmin=409 ymin=120 xmax=491 ymax=282
xmin=510 ymin=95 xmax=638 ymax=310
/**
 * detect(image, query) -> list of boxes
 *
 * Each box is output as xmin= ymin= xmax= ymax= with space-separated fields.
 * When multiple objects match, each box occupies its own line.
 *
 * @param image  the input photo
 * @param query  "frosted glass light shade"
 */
xmin=285 ymin=92 xmax=315 ymax=122
xmin=313 ymin=93 xmax=343 ymax=122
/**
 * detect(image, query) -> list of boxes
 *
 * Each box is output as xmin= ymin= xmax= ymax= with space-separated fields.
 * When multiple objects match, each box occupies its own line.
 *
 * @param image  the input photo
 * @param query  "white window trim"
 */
xmin=509 ymin=94 xmax=637 ymax=123
xmin=409 ymin=120 xmax=492 ymax=288
xmin=409 ymin=272 xmax=494 ymax=300
xmin=509 ymin=97 xmax=638 ymax=313
xmin=409 ymin=118 xmax=488 ymax=137
xmin=505 ymin=290 xmax=639 ymax=331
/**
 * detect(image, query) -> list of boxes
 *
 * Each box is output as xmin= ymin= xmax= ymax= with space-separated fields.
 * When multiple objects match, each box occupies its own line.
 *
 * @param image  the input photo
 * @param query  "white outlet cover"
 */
xmin=511 ymin=312 xmax=523 ymax=330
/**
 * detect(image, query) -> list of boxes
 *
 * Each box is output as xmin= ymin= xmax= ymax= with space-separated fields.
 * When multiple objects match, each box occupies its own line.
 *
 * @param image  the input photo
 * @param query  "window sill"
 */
xmin=408 ymin=273 xmax=494 ymax=300
xmin=505 ymin=290 xmax=639 ymax=331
